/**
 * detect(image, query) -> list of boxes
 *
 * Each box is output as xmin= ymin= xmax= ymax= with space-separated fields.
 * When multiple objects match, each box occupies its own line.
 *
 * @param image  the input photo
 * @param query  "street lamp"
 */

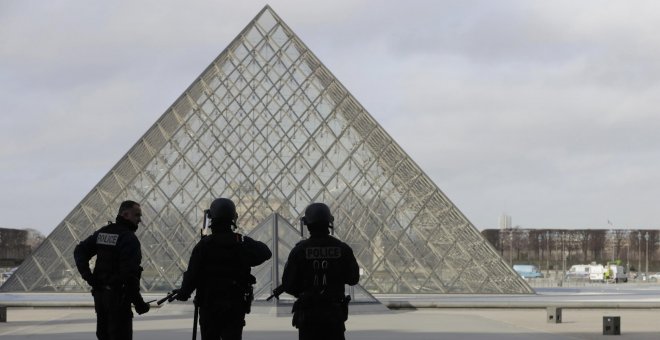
xmin=611 ymin=233 xmax=615 ymax=262
xmin=546 ymin=231 xmax=550 ymax=276
xmin=561 ymin=231 xmax=566 ymax=278
xmin=509 ymin=228 xmax=514 ymax=265
xmin=607 ymin=220 xmax=615 ymax=262
xmin=555 ymin=232 xmax=560 ymax=278
xmin=638 ymin=232 xmax=642 ymax=276
xmin=626 ymin=243 xmax=629 ymax=272
xmin=645 ymin=232 xmax=649 ymax=276
xmin=538 ymin=234 xmax=542 ymax=271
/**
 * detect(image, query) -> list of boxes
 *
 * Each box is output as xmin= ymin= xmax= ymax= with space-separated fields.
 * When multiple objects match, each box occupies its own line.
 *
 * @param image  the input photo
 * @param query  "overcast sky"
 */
xmin=2 ymin=0 xmax=660 ymax=235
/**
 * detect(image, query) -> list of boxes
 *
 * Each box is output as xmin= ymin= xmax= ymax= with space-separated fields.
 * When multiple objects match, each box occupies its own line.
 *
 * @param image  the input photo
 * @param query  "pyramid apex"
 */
xmin=258 ymin=4 xmax=278 ymax=17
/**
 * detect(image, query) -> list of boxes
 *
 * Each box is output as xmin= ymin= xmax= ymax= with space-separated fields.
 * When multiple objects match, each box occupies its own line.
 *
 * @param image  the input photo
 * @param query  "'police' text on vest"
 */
xmin=97 ymin=233 xmax=119 ymax=246
xmin=305 ymin=247 xmax=341 ymax=259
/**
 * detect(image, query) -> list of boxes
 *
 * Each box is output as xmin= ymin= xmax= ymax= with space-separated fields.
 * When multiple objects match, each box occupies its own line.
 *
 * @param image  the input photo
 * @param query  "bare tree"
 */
xmin=513 ymin=227 xmax=529 ymax=261
xmin=480 ymin=228 xmax=656 ymax=270
xmin=611 ymin=229 xmax=628 ymax=261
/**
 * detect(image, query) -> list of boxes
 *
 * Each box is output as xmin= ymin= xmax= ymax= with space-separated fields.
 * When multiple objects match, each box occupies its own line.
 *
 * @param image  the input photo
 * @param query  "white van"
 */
xmin=589 ymin=264 xmax=606 ymax=282
xmin=566 ymin=264 xmax=590 ymax=280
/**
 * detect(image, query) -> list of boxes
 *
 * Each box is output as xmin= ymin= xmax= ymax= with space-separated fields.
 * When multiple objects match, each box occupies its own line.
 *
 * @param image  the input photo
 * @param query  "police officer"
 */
xmin=174 ymin=198 xmax=272 ymax=340
xmin=74 ymin=200 xmax=151 ymax=340
xmin=281 ymin=203 xmax=360 ymax=340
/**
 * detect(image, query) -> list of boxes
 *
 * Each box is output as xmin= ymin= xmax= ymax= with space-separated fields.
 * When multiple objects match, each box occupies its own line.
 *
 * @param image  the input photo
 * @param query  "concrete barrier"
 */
xmin=546 ymin=307 xmax=562 ymax=323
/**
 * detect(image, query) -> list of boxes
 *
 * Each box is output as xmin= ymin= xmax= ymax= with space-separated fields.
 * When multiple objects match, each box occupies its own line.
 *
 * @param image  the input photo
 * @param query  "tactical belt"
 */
xmin=101 ymin=284 xmax=125 ymax=291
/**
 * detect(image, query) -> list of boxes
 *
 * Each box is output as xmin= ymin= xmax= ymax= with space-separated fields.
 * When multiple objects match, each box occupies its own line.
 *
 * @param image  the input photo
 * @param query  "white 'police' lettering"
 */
xmin=97 ymin=233 xmax=119 ymax=246
xmin=305 ymin=247 xmax=341 ymax=259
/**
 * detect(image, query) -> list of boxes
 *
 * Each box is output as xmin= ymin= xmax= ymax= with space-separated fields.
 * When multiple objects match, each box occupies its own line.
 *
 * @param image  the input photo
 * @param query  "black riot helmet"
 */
xmin=207 ymin=198 xmax=238 ymax=229
xmin=301 ymin=203 xmax=334 ymax=232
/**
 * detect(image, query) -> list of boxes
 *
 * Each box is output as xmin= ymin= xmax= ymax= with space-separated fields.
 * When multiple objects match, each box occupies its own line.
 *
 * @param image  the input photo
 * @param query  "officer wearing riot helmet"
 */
xmin=74 ymin=200 xmax=151 ymax=340
xmin=174 ymin=198 xmax=272 ymax=340
xmin=281 ymin=203 xmax=360 ymax=340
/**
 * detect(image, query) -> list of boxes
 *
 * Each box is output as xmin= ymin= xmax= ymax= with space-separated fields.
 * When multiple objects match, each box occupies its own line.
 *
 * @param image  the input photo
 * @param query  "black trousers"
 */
xmin=293 ymin=300 xmax=346 ymax=340
xmin=299 ymin=326 xmax=345 ymax=340
xmin=93 ymin=289 xmax=133 ymax=340
xmin=199 ymin=303 xmax=246 ymax=340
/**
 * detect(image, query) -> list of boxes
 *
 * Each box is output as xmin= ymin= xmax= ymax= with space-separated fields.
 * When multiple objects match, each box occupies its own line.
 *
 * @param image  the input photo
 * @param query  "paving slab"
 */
xmin=1 ymin=304 xmax=659 ymax=339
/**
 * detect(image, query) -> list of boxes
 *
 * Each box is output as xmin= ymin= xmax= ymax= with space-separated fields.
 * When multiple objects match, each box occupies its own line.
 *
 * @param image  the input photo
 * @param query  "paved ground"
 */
xmin=2 ymin=286 xmax=660 ymax=339
xmin=1 ymin=304 xmax=659 ymax=339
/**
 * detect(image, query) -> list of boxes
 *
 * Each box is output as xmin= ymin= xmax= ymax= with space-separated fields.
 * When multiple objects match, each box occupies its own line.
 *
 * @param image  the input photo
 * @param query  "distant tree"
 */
xmin=574 ymin=230 xmax=590 ymax=263
xmin=479 ymin=228 xmax=653 ymax=269
xmin=481 ymin=229 xmax=500 ymax=252
xmin=590 ymin=230 xmax=607 ymax=262
xmin=630 ymin=231 xmax=643 ymax=269
xmin=650 ymin=231 xmax=659 ymax=268
xmin=611 ymin=229 xmax=628 ymax=262
xmin=513 ymin=227 xmax=528 ymax=261
xmin=528 ymin=230 xmax=544 ymax=263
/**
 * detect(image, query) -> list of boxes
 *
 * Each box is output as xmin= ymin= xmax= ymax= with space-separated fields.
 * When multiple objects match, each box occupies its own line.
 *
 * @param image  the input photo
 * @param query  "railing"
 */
xmin=525 ymin=276 xmax=660 ymax=288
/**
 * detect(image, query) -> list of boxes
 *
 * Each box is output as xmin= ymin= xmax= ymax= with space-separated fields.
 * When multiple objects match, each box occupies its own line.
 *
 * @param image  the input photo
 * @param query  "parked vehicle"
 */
xmin=587 ymin=263 xmax=627 ymax=283
xmin=589 ymin=264 xmax=606 ymax=282
xmin=565 ymin=264 xmax=591 ymax=280
xmin=647 ymin=272 xmax=660 ymax=282
xmin=513 ymin=264 xmax=544 ymax=279
xmin=607 ymin=264 xmax=627 ymax=283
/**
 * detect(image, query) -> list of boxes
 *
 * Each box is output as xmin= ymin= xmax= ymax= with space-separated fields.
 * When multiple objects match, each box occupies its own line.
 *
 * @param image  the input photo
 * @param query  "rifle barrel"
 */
xmin=157 ymin=292 xmax=177 ymax=305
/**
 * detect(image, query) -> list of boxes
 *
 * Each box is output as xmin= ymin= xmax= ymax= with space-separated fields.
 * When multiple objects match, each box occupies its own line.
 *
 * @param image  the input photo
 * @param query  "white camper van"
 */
xmin=566 ymin=264 xmax=590 ymax=280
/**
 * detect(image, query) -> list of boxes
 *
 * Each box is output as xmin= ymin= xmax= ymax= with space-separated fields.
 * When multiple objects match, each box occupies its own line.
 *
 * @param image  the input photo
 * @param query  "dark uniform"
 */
xmin=74 ymin=201 xmax=150 ymax=340
xmin=281 ymin=203 xmax=360 ymax=340
xmin=175 ymin=198 xmax=272 ymax=340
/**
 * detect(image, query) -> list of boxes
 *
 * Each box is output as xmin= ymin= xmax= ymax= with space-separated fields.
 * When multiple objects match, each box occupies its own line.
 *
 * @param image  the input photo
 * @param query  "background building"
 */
xmin=0 ymin=228 xmax=43 ymax=267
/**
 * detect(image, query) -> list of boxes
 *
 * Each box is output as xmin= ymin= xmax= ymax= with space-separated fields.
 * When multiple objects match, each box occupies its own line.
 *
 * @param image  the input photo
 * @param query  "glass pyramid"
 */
xmin=1 ymin=6 xmax=532 ymax=294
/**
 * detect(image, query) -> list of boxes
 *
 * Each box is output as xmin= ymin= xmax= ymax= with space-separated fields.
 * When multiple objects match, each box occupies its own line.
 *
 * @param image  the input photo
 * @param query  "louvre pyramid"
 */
xmin=1 ymin=6 xmax=532 ymax=294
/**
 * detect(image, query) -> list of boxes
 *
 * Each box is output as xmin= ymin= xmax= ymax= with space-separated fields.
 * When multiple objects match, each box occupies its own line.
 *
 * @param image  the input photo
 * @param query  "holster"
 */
xmin=291 ymin=292 xmax=346 ymax=329
xmin=340 ymin=295 xmax=351 ymax=321
xmin=198 ymin=282 xmax=254 ymax=315
xmin=93 ymin=285 xmax=132 ymax=318
xmin=243 ymin=285 xmax=254 ymax=314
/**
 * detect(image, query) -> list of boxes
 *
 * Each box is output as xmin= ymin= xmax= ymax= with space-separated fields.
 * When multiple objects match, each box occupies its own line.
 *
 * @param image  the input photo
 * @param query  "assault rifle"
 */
xmin=157 ymin=290 xmax=179 ymax=305
xmin=266 ymin=284 xmax=285 ymax=301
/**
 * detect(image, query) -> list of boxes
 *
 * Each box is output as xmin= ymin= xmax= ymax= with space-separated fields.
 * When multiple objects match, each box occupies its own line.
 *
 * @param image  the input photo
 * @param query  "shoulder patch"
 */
xmin=305 ymin=247 xmax=341 ymax=259
xmin=97 ymin=233 xmax=119 ymax=246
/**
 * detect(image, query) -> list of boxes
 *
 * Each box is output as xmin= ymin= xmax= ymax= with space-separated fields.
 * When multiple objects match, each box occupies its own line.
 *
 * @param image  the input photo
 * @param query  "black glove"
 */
xmin=82 ymin=274 xmax=99 ymax=288
xmin=174 ymin=289 xmax=190 ymax=301
xmin=267 ymin=285 xmax=285 ymax=301
xmin=134 ymin=300 xmax=150 ymax=315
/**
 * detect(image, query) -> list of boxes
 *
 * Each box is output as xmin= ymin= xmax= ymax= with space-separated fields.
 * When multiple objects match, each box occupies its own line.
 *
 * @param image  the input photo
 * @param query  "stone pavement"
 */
xmin=1 ymin=304 xmax=659 ymax=339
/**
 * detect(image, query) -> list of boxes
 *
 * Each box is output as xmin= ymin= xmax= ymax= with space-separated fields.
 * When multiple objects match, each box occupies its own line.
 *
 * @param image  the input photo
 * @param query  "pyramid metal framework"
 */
xmin=1 ymin=6 xmax=532 ymax=294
